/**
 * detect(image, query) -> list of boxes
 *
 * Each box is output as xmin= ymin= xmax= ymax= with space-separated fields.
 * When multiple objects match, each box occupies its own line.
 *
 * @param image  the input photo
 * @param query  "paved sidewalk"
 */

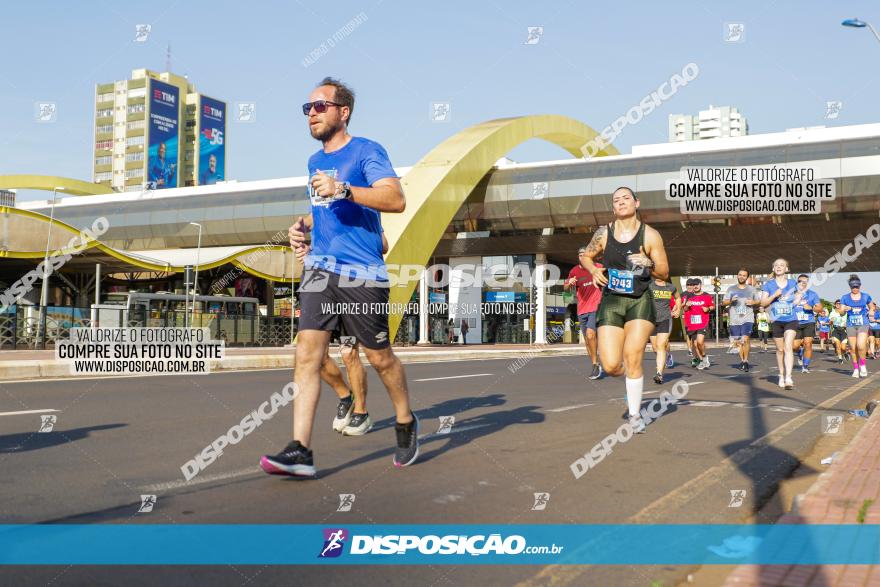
xmin=0 ymin=343 xmax=588 ymax=380
xmin=723 ymin=408 xmax=880 ymax=586
xmin=0 ymin=340 xmax=750 ymax=381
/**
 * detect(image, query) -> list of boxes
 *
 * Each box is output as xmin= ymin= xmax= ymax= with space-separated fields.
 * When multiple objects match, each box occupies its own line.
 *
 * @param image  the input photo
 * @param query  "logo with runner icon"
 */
xmin=319 ymin=528 xmax=348 ymax=558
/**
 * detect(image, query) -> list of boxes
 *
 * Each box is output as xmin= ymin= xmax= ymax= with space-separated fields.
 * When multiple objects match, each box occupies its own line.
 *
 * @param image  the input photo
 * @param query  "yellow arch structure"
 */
xmin=382 ymin=114 xmax=618 ymax=339
xmin=0 ymin=175 xmax=114 ymax=196
xmin=2 ymin=115 xmax=616 ymax=335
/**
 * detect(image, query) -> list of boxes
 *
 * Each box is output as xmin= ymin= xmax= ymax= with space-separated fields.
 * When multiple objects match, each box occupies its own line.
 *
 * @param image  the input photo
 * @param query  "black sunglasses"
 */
xmin=302 ymin=100 xmax=342 ymax=115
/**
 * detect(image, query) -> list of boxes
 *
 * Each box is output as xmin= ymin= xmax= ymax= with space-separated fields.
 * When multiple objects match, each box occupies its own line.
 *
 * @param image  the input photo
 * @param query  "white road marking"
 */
xmin=0 ymin=409 xmax=60 ymax=417
xmin=413 ymin=373 xmax=493 ymax=382
xmin=420 ymin=422 xmax=490 ymax=438
xmin=0 ymin=368 xmax=289 ymax=384
xmin=140 ymin=466 xmax=261 ymax=493
xmin=544 ymin=403 xmax=594 ymax=413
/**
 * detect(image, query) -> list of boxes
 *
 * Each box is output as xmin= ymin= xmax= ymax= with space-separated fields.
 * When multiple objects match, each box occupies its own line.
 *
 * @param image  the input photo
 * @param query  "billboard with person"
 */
xmin=146 ymin=79 xmax=180 ymax=189
xmin=198 ymin=96 xmax=226 ymax=185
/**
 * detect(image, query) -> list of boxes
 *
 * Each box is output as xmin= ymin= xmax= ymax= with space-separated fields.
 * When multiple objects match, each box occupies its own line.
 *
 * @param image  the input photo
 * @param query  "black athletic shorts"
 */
xmin=686 ymin=327 xmax=709 ymax=340
xmin=832 ymin=326 xmax=847 ymax=341
xmin=771 ymin=320 xmax=798 ymax=338
xmin=795 ymin=322 xmax=816 ymax=339
xmin=299 ymin=268 xmax=390 ymax=349
xmin=654 ymin=318 xmax=673 ymax=335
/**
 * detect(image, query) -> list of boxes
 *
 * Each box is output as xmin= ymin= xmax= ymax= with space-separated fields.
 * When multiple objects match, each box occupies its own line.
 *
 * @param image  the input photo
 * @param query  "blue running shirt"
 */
xmin=306 ymin=137 xmax=397 ymax=281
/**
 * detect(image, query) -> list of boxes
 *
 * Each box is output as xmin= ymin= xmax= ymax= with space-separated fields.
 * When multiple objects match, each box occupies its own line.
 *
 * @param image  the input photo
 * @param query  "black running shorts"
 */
xmin=795 ymin=322 xmax=816 ymax=339
xmin=299 ymin=268 xmax=391 ymax=349
xmin=771 ymin=320 xmax=798 ymax=338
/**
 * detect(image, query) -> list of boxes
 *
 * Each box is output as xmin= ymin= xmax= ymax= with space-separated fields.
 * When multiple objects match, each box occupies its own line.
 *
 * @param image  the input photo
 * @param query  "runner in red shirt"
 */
xmin=684 ymin=279 xmax=715 ymax=370
xmin=565 ymin=250 xmax=604 ymax=379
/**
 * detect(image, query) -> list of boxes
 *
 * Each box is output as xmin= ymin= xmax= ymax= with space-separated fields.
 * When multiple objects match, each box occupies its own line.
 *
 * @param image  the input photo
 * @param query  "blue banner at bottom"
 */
xmin=1 ymin=524 xmax=879 ymax=565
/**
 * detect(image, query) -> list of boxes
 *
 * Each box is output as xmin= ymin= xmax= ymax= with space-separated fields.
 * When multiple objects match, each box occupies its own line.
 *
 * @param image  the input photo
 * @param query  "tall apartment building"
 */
xmin=668 ymin=105 xmax=748 ymax=142
xmin=93 ymin=69 xmax=227 ymax=192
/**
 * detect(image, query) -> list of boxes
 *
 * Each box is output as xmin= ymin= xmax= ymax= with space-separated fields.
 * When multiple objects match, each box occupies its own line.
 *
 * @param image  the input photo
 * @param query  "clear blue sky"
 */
xmin=3 ymin=1 xmax=878 ymax=292
xmin=2 ymin=0 xmax=878 ymax=201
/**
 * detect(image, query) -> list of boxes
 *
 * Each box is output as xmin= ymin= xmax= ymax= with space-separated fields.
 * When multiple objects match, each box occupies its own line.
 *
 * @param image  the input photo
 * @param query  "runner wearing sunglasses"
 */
xmin=839 ymin=274 xmax=872 ymax=378
xmin=579 ymin=186 xmax=669 ymax=434
xmin=261 ymin=78 xmax=418 ymax=477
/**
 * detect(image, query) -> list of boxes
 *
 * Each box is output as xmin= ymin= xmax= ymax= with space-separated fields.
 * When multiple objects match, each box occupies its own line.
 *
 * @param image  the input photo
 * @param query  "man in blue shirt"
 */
xmin=261 ymin=78 xmax=418 ymax=478
xmin=199 ymin=154 xmax=221 ymax=185
xmin=790 ymin=273 xmax=823 ymax=374
xmin=148 ymin=142 xmax=176 ymax=189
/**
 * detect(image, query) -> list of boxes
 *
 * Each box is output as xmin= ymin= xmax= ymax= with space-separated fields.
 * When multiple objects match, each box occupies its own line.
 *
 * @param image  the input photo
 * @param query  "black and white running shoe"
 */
xmin=332 ymin=394 xmax=354 ymax=433
xmin=342 ymin=412 xmax=373 ymax=436
xmin=260 ymin=440 xmax=316 ymax=477
xmin=393 ymin=412 xmax=420 ymax=468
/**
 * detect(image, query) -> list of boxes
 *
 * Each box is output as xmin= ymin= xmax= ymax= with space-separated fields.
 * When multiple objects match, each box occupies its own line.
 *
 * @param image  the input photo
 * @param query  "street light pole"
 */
xmin=842 ymin=18 xmax=880 ymax=44
xmin=38 ymin=187 xmax=64 ymax=347
xmin=188 ymin=222 xmax=203 ymax=328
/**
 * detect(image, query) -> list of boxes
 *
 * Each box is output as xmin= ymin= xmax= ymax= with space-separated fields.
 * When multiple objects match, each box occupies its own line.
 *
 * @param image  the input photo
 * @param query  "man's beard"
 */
xmin=310 ymin=123 xmax=338 ymax=142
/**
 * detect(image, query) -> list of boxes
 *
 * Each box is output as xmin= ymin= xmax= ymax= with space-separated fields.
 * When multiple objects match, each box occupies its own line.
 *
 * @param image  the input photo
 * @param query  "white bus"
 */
xmin=91 ymin=292 xmax=260 ymax=342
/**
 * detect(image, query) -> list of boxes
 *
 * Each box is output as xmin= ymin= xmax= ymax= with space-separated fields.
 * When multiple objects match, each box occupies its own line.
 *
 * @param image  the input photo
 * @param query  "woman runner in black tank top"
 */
xmin=603 ymin=220 xmax=651 ymax=298
xmin=574 ymin=187 xmax=671 ymax=438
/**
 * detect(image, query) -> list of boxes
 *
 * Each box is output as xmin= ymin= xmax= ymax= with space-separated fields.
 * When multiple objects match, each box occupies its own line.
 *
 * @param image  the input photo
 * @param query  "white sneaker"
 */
xmin=778 ymin=375 xmax=786 ymax=388
xmin=860 ymin=365 xmax=868 ymax=377
xmin=704 ymin=356 xmax=711 ymax=367
xmin=785 ymin=377 xmax=794 ymax=390
xmin=852 ymin=369 xmax=861 ymax=378
xmin=629 ymin=415 xmax=646 ymax=434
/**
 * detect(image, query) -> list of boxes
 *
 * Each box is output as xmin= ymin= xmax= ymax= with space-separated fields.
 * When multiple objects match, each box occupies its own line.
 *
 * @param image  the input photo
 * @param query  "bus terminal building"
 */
xmin=2 ymin=116 xmax=879 ymax=348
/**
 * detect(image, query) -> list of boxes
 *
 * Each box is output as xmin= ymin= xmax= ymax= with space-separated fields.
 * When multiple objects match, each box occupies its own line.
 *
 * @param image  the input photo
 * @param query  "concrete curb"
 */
xmin=0 ymin=347 xmax=587 ymax=381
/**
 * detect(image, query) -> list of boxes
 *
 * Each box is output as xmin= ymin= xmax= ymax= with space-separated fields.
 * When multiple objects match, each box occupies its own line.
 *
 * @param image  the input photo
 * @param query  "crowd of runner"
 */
xmin=570 ymin=250 xmax=875 ymax=394
xmin=259 ymin=77 xmax=874 ymax=474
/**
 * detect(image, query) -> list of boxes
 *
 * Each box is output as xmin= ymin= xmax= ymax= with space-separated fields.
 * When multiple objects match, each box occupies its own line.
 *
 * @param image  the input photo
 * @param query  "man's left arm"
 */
xmin=352 ymin=144 xmax=406 ymax=213
xmin=350 ymin=177 xmax=406 ymax=213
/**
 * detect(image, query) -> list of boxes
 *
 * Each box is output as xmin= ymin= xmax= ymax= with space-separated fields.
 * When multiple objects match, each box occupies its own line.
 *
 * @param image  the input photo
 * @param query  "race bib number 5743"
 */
xmin=608 ymin=269 xmax=634 ymax=294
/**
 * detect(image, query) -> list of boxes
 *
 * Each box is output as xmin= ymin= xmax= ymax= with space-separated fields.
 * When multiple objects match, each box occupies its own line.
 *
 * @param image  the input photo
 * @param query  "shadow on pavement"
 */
xmin=311 ymin=403 xmax=545 ymax=475
xmin=370 ymin=393 xmax=507 ymax=432
xmin=0 ymin=423 xmax=127 ymax=454
xmin=717 ymin=370 xmax=825 ymax=585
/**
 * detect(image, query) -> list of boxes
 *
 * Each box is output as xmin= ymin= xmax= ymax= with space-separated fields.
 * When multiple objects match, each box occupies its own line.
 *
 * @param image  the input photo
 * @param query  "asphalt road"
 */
xmin=1 ymin=347 xmax=877 ymax=587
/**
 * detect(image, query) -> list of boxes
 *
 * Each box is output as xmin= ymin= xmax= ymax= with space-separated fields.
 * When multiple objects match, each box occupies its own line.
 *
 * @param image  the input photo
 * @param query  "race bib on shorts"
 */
xmin=308 ymin=169 xmax=338 ymax=208
xmin=848 ymin=313 xmax=864 ymax=327
xmin=608 ymin=269 xmax=634 ymax=294
xmin=775 ymin=303 xmax=791 ymax=317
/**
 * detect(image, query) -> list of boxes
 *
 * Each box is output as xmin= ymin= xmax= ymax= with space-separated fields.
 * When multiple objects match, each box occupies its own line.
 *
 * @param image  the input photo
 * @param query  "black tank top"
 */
xmin=603 ymin=220 xmax=651 ymax=298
